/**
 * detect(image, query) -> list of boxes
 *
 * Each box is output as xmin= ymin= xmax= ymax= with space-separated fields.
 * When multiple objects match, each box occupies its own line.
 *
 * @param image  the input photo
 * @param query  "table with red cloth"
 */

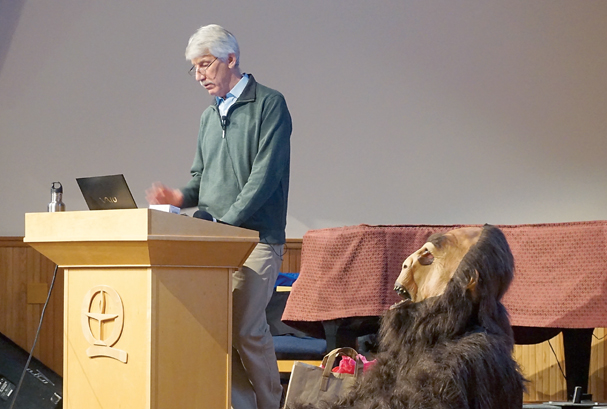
xmin=282 ymin=221 xmax=607 ymax=397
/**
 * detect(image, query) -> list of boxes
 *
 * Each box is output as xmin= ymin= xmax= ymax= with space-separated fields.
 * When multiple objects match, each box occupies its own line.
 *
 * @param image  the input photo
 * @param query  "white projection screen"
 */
xmin=1 ymin=1 xmax=607 ymax=238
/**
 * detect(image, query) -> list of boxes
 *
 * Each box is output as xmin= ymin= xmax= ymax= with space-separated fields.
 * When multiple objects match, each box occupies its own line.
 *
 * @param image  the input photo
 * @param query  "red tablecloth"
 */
xmin=283 ymin=222 xmax=607 ymax=329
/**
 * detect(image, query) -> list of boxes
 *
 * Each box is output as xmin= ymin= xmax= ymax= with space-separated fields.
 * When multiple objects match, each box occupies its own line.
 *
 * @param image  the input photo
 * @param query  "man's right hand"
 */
xmin=145 ymin=182 xmax=184 ymax=207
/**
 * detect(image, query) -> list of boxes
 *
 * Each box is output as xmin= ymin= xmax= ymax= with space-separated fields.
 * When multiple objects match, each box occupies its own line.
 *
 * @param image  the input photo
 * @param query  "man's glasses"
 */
xmin=188 ymin=57 xmax=218 ymax=76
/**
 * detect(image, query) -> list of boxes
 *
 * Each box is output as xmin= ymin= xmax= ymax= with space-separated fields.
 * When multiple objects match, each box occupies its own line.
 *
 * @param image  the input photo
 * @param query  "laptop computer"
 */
xmin=76 ymin=174 xmax=138 ymax=210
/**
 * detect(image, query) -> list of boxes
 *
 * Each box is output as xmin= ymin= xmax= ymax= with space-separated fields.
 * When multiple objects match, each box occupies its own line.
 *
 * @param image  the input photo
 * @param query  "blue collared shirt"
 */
xmin=216 ymin=73 xmax=249 ymax=117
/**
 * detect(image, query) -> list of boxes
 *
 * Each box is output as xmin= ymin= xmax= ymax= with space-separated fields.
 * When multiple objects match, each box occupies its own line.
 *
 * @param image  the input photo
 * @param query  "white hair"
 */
xmin=185 ymin=24 xmax=240 ymax=66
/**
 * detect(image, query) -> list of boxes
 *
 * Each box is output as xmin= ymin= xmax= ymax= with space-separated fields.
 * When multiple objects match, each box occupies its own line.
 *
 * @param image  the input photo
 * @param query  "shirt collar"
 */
xmin=216 ymin=73 xmax=249 ymax=105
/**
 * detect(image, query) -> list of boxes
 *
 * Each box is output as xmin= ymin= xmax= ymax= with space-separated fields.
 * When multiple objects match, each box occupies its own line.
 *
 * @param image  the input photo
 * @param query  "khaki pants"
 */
xmin=231 ymin=243 xmax=284 ymax=409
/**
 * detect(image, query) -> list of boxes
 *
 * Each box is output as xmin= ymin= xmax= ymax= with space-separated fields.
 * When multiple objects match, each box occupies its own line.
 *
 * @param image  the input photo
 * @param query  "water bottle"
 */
xmin=47 ymin=182 xmax=66 ymax=212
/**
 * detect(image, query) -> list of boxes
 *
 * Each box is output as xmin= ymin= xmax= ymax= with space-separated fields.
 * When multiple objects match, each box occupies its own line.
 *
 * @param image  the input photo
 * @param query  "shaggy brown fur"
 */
xmin=287 ymin=224 xmax=525 ymax=409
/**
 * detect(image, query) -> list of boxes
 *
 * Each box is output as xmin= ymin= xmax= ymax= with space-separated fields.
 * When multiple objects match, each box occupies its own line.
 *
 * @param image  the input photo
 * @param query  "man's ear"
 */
xmin=227 ymin=53 xmax=237 ymax=69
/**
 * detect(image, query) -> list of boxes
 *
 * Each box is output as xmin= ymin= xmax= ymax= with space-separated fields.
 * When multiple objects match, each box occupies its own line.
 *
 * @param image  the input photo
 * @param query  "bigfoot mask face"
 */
xmin=394 ymin=227 xmax=483 ymax=304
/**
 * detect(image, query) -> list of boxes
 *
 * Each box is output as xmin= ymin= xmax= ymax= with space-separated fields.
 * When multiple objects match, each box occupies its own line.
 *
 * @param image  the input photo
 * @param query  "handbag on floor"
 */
xmin=284 ymin=347 xmax=363 ymax=407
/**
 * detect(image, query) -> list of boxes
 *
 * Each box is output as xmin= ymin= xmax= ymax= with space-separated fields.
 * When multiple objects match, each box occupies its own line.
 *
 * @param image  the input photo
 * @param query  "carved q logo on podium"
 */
xmin=81 ymin=285 xmax=128 ymax=363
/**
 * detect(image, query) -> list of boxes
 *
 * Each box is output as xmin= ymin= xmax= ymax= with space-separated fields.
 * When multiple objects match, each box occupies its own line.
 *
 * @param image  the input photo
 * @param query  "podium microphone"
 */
xmin=221 ymin=116 xmax=229 ymax=139
xmin=193 ymin=210 xmax=216 ymax=222
xmin=193 ymin=210 xmax=230 ymax=225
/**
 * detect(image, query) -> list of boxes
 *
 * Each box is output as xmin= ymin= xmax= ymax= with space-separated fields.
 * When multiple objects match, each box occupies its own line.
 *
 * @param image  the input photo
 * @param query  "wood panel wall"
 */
xmin=281 ymin=239 xmax=302 ymax=273
xmin=2 ymin=236 xmax=606 ymax=402
xmin=0 ymin=237 xmax=64 ymax=375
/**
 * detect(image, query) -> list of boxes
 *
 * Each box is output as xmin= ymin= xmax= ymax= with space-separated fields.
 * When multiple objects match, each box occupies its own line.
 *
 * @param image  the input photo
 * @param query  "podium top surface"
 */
xmin=23 ymin=209 xmax=259 ymax=268
xmin=24 ymin=209 xmax=259 ymax=243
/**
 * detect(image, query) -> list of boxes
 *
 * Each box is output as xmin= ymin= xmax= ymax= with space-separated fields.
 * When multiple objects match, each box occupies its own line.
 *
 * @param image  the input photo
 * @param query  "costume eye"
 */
xmin=418 ymin=249 xmax=434 ymax=266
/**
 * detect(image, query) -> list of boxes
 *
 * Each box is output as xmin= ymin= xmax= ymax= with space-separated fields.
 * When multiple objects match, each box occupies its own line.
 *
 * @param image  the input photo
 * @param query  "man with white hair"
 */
xmin=146 ymin=24 xmax=291 ymax=409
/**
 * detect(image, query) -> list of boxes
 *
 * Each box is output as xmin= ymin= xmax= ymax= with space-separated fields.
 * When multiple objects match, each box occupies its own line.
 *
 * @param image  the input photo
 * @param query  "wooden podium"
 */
xmin=24 ymin=209 xmax=259 ymax=409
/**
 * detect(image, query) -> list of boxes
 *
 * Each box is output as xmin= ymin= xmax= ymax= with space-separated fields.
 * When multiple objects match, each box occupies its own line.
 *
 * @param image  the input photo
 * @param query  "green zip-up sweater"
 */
xmin=180 ymin=75 xmax=292 ymax=244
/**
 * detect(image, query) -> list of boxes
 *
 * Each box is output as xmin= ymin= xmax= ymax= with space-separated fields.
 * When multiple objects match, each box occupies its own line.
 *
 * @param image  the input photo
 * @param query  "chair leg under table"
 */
xmin=513 ymin=326 xmax=595 ymax=400
xmin=562 ymin=328 xmax=594 ymax=400
xmin=322 ymin=317 xmax=381 ymax=351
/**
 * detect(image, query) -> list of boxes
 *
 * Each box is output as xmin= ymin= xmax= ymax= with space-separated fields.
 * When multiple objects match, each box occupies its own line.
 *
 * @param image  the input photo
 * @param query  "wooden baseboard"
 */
xmin=277 ymin=360 xmax=322 ymax=373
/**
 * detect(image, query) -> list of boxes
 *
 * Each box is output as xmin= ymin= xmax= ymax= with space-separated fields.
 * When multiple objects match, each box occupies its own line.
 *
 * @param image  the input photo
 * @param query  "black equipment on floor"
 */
xmin=0 ymin=332 xmax=62 ymax=409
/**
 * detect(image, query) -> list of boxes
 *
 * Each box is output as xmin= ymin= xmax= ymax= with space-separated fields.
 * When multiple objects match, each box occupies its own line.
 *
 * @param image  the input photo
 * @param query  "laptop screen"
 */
xmin=76 ymin=174 xmax=138 ymax=210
